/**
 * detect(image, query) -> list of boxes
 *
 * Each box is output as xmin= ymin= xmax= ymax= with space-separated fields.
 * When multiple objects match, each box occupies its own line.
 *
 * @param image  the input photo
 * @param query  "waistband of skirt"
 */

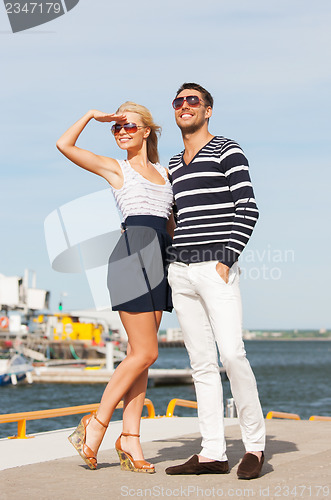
xmin=124 ymin=215 xmax=167 ymax=231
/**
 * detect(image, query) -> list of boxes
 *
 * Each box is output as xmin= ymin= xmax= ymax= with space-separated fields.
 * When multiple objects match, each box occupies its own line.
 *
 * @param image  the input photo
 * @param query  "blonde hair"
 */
xmin=116 ymin=101 xmax=161 ymax=164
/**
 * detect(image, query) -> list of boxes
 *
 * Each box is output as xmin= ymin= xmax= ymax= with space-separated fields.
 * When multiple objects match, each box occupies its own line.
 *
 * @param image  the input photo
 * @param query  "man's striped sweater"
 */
xmin=168 ymin=136 xmax=259 ymax=267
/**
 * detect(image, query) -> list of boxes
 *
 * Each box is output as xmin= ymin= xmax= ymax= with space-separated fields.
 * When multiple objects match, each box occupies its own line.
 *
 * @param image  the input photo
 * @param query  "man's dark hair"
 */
xmin=176 ymin=83 xmax=214 ymax=108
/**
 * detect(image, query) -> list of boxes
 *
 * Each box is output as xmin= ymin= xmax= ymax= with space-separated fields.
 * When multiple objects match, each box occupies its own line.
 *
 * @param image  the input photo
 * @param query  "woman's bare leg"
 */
xmin=84 ymin=310 xmax=160 ymax=455
xmin=120 ymin=310 xmax=162 ymax=460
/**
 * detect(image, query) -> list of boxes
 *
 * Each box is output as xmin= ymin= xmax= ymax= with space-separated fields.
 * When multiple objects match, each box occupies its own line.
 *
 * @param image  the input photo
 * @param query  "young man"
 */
xmin=166 ymin=83 xmax=265 ymax=480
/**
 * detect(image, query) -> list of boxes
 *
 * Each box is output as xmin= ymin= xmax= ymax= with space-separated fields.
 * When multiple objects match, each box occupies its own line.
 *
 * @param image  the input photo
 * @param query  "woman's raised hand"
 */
xmin=56 ymin=109 xmax=130 ymax=184
xmin=92 ymin=110 xmax=127 ymax=123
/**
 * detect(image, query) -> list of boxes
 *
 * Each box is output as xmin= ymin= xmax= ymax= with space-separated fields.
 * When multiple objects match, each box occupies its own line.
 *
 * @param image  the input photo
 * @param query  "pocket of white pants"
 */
xmin=213 ymin=262 xmax=238 ymax=285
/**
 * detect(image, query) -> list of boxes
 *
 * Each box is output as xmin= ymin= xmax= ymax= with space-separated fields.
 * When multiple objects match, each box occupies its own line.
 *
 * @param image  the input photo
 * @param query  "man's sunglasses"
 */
xmin=111 ymin=122 xmax=145 ymax=135
xmin=172 ymin=95 xmax=203 ymax=110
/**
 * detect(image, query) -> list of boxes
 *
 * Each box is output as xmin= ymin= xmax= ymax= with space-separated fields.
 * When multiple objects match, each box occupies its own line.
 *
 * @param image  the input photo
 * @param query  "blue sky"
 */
xmin=1 ymin=0 xmax=330 ymax=330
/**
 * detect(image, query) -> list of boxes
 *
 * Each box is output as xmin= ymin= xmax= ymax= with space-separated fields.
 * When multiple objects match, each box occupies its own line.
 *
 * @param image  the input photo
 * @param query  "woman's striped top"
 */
xmin=111 ymin=159 xmax=173 ymax=220
xmin=168 ymin=136 xmax=259 ymax=267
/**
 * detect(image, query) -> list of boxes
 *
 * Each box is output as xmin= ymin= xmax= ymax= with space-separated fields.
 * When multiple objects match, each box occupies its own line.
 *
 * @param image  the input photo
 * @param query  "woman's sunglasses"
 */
xmin=172 ymin=95 xmax=203 ymax=110
xmin=111 ymin=122 xmax=145 ymax=135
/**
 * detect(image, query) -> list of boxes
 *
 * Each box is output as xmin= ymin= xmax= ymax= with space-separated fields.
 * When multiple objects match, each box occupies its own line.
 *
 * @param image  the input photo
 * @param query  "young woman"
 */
xmin=56 ymin=102 xmax=175 ymax=473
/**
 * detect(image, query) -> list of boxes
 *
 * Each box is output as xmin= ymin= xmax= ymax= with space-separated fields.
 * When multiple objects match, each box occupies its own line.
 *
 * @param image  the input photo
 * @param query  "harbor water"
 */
xmin=1 ymin=340 xmax=330 ymax=439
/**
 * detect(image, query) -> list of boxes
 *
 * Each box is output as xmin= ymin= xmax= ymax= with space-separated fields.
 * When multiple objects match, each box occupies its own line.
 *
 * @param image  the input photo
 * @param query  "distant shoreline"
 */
xmin=244 ymin=337 xmax=331 ymax=341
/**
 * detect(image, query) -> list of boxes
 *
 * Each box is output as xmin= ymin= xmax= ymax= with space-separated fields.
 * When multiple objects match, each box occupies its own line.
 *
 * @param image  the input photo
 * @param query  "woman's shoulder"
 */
xmin=114 ymin=158 xmax=132 ymax=174
xmin=153 ymin=162 xmax=169 ymax=179
xmin=95 ymin=156 xmax=124 ymax=174
xmin=115 ymin=158 xmax=126 ymax=167
xmin=100 ymin=158 xmax=126 ymax=190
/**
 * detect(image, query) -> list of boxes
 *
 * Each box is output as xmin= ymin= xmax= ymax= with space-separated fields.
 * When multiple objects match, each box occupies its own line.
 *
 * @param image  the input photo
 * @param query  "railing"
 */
xmin=309 ymin=415 xmax=331 ymax=421
xmin=166 ymin=398 xmax=198 ymax=417
xmin=266 ymin=411 xmax=301 ymax=420
xmin=0 ymin=398 xmax=155 ymax=439
xmin=1 ymin=399 xmax=330 ymax=439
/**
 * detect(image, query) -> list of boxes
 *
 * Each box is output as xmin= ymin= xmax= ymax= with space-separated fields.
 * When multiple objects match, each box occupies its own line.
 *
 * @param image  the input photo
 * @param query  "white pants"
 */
xmin=168 ymin=260 xmax=265 ymax=461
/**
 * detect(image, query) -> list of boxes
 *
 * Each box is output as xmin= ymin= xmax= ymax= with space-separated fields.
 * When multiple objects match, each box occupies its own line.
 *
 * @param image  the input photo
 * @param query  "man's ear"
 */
xmin=205 ymin=106 xmax=213 ymax=120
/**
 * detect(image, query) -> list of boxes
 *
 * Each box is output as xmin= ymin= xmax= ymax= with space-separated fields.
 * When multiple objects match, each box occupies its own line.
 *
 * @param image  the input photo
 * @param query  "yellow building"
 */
xmin=53 ymin=315 xmax=103 ymax=344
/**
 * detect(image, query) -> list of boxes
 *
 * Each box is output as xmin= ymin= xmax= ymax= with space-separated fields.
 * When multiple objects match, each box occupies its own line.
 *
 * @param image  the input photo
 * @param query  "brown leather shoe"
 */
xmin=237 ymin=452 xmax=264 ymax=479
xmin=165 ymin=455 xmax=229 ymax=475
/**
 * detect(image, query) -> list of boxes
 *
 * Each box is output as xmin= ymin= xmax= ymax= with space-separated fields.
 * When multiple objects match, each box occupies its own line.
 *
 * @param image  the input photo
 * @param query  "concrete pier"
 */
xmin=31 ymin=366 xmax=227 ymax=385
xmin=1 ymin=418 xmax=330 ymax=500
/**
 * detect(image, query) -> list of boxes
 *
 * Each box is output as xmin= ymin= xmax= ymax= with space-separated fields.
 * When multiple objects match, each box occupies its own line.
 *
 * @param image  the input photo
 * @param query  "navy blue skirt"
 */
xmin=107 ymin=215 xmax=173 ymax=312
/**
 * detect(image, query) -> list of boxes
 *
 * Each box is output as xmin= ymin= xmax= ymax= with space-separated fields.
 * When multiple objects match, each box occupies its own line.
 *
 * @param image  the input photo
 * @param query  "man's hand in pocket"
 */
xmin=216 ymin=262 xmax=230 ymax=283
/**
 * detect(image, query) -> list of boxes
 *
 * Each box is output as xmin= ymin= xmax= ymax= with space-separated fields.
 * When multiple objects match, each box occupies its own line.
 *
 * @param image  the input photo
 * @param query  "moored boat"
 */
xmin=0 ymin=353 xmax=33 ymax=386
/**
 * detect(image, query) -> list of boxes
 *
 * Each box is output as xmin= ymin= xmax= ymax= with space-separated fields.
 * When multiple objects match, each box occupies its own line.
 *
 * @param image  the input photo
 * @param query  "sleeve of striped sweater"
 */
xmin=220 ymin=140 xmax=259 ymax=268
